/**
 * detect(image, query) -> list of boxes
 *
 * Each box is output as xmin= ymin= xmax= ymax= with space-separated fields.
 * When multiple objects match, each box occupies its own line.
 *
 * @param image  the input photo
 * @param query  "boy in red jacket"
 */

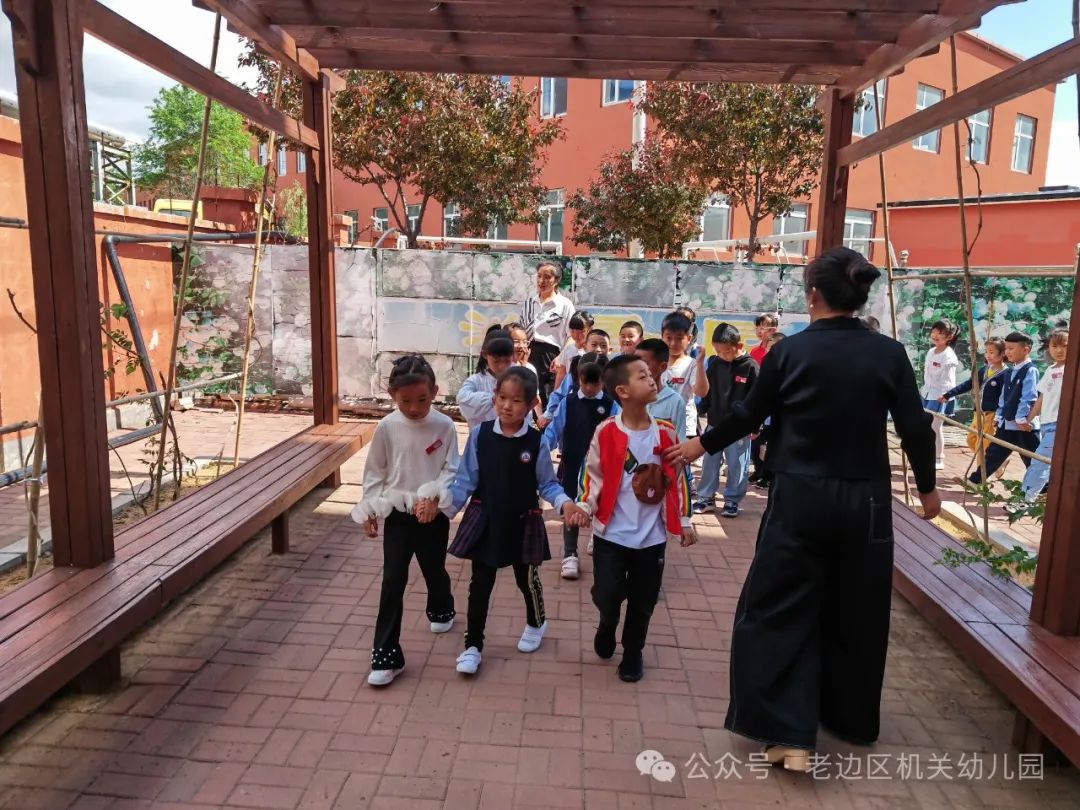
xmin=569 ymin=355 xmax=697 ymax=682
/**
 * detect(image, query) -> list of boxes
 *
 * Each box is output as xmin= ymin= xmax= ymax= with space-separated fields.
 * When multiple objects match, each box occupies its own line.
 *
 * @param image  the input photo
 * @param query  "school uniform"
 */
xmin=943 ymin=364 xmax=1006 ymax=455
xmin=648 ymin=386 xmax=687 ymax=442
xmin=698 ymin=354 xmax=759 ymax=507
xmin=1023 ymin=362 xmax=1065 ymax=500
xmin=457 ymin=371 xmax=498 ymax=431
xmin=352 ymin=410 xmax=460 ymax=672
xmin=969 ymin=360 xmax=1041 ymax=484
xmin=699 ymin=316 xmax=935 ymax=750
xmin=661 ymin=355 xmax=700 ymax=436
xmin=449 ymin=420 xmax=570 ymax=652
xmin=542 ymin=389 xmax=617 ymax=558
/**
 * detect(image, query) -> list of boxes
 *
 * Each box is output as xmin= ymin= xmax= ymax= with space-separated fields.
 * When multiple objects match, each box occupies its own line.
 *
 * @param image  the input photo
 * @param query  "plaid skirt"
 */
xmin=449 ymin=500 xmax=551 ymax=568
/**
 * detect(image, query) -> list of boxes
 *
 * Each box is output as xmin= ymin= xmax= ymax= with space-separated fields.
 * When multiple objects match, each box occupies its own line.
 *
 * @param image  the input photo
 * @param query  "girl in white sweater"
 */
xmin=351 ymin=355 xmax=460 ymax=687
xmin=457 ymin=329 xmax=514 ymax=430
xmin=920 ymin=319 xmax=961 ymax=470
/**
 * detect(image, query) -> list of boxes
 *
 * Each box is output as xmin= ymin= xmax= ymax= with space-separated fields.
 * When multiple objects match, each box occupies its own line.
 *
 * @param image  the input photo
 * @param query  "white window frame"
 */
xmin=1011 ymin=114 xmax=1036 ymax=174
xmin=372 ymin=207 xmax=389 ymax=232
xmin=276 ymin=146 xmax=287 ymax=176
xmin=539 ymin=189 xmax=565 ymax=244
xmin=852 ymin=80 xmax=886 ymax=138
xmin=602 ymin=79 xmax=635 ymax=106
xmin=843 ymin=210 xmax=874 ymax=258
xmin=967 ymin=109 xmax=992 ymax=164
xmin=487 ymin=218 xmax=508 ymax=241
xmin=698 ymin=195 xmax=731 ymax=242
xmin=406 ymin=203 xmax=422 ymax=233
xmin=443 ymin=202 xmax=461 ymax=237
xmin=257 ymin=142 xmax=268 ymax=166
xmin=912 ymin=84 xmax=944 ymax=153
xmin=540 ymin=77 xmax=567 ymax=118
xmin=296 ymin=150 xmax=306 ymax=173
xmin=344 ymin=209 xmax=358 ymax=243
xmin=772 ymin=204 xmax=809 ymax=257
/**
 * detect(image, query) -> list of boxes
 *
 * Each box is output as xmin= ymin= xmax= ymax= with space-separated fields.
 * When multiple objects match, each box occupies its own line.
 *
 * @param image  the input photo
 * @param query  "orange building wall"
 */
xmin=272 ymin=32 xmax=1055 ymax=259
xmin=888 ymin=198 xmax=1080 ymax=268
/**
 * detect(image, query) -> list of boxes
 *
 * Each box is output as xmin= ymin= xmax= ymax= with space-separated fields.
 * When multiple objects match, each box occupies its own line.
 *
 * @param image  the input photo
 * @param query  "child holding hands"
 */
xmin=352 ymin=355 xmax=459 ymax=687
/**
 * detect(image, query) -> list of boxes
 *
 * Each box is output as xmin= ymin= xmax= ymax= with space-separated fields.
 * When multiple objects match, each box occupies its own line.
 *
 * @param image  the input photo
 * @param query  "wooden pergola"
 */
xmin=3 ymin=0 xmax=1080 ymax=755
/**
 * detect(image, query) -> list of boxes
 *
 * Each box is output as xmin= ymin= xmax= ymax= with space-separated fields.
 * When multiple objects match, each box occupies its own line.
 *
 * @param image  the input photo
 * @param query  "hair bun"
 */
xmin=847 ymin=259 xmax=881 ymax=288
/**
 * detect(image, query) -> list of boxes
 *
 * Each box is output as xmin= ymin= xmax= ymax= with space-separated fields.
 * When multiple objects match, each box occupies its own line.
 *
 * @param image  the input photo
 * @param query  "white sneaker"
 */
xmin=935 ymin=459 xmax=946 ymax=470
xmin=517 ymin=621 xmax=548 ymax=653
xmin=561 ymin=556 xmax=579 ymax=580
xmin=430 ymin=617 xmax=454 ymax=634
xmin=456 ymin=646 xmax=482 ymax=675
xmin=587 ymin=537 xmax=594 ymax=555
xmin=367 ymin=668 xmax=403 ymax=687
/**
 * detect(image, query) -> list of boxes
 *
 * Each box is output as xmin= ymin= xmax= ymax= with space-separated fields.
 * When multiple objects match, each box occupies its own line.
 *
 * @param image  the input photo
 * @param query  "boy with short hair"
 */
xmin=696 ymin=323 xmax=758 ymax=518
xmin=969 ymin=331 xmax=1041 ymax=484
xmin=571 ymin=355 xmax=696 ymax=682
xmin=750 ymin=313 xmax=779 ymax=366
xmin=660 ymin=312 xmax=708 ymax=438
xmin=1021 ymin=327 xmax=1068 ymax=500
xmin=542 ymin=355 xmax=617 ymax=580
xmin=619 ymin=321 xmax=645 ymax=355
xmin=636 ymin=339 xmax=686 ymax=441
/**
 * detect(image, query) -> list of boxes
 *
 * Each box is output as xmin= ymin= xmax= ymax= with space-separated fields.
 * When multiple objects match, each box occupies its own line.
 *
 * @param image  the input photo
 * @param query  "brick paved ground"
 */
xmin=1 ymin=424 xmax=1078 ymax=808
xmin=0 ymin=412 xmax=312 ymax=553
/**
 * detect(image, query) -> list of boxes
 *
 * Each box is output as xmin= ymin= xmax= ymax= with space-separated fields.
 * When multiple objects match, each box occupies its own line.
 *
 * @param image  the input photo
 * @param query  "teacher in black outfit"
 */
xmin=666 ymin=247 xmax=941 ymax=772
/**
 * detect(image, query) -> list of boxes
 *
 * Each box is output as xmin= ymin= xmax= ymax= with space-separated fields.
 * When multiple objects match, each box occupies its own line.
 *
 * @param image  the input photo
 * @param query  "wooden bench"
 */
xmin=891 ymin=501 xmax=1080 ymax=766
xmin=0 ymin=421 xmax=370 ymax=737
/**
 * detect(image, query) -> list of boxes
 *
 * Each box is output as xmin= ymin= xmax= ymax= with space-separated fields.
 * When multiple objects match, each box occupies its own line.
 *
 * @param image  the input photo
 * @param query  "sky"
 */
xmin=0 ymin=0 xmax=1077 ymax=185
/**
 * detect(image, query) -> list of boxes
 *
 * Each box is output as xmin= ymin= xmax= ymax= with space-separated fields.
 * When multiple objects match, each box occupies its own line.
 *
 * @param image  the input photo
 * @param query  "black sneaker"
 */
xmin=691 ymin=499 xmax=712 ymax=514
xmin=721 ymin=503 xmax=739 ymax=519
xmin=594 ymin=623 xmax=616 ymax=660
xmin=618 ymin=651 xmax=644 ymax=682
xmin=753 ymin=478 xmax=771 ymax=491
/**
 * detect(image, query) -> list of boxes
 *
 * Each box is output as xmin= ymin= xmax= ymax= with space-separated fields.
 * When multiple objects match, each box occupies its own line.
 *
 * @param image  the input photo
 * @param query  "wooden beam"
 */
xmin=304 ymin=51 xmax=843 ymax=84
xmin=293 ymin=30 xmax=874 ymax=66
xmin=2 ymin=0 xmax=113 ymax=567
xmin=838 ymin=37 xmax=1080 ymax=167
xmin=302 ymin=72 xmax=339 ymax=439
xmin=194 ymin=0 xmax=319 ymax=81
xmin=80 ymin=0 xmax=319 ymax=149
xmin=835 ymin=0 xmax=1019 ymax=96
xmin=266 ymin=0 xmax=940 ymax=12
xmin=815 ymin=88 xmax=855 ymax=253
xmin=1031 ymin=253 xmax=1080 ymax=636
xmin=277 ymin=10 xmax=918 ymax=43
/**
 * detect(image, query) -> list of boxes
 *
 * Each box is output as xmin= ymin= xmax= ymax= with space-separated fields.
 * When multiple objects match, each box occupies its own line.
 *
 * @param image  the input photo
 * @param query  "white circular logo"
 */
xmin=519 ymin=451 xmax=533 ymax=463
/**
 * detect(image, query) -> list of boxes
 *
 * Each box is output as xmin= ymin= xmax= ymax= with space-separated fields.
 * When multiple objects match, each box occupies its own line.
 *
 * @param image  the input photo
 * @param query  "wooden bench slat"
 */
xmin=892 ymin=504 xmax=1031 ymax=624
xmin=997 ymin=623 xmax=1080 ymax=695
xmin=892 ymin=544 xmax=986 ymax=624
xmin=0 ymin=569 xmax=79 ymax=623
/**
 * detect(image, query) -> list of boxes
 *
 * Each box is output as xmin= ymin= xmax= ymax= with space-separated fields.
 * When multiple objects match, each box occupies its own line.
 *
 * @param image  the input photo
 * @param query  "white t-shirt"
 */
xmin=1038 ymin=363 xmax=1065 ymax=424
xmin=522 ymin=292 xmax=576 ymax=349
xmin=921 ymin=347 xmax=960 ymax=400
xmin=555 ymin=343 xmax=582 ymax=370
xmin=601 ymin=425 xmax=667 ymax=550
xmin=661 ymin=355 xmax=698 ymax=435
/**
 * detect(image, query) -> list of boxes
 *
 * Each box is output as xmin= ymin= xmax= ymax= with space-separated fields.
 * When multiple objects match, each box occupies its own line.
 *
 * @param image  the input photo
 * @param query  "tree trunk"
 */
xmin=747 ymin=218 xmax=759 ymax=263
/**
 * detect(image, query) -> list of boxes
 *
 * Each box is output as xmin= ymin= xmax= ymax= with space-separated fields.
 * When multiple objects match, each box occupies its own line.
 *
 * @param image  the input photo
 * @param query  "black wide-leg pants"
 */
xmin=724 ymin=473 xmax=895 ymax=750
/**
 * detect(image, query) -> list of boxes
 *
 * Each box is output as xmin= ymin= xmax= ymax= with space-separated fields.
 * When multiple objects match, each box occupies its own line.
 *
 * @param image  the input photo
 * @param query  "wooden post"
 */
xmin=302 ymin=72 xmax=340 ymax=486
xmin=1030 ymin=245 xmax=1080 ymax=636
xmin=271 ymin=511 xmax=289 ymax=554
xmin=814 ymin=88 xmax=855 ymax=255
xmin=3 ymin=0 xmax=113 ymax=567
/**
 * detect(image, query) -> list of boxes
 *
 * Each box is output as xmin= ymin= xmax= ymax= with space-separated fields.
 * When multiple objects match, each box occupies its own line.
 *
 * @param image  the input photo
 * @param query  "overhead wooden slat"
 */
xmin=835 ymin=0 xmax=1019 ymax=96
xmin=273 ymin=9 xmax=918 ymax=43
xmin=255 ymin=0 xmax=942 ymax=12
xmin=838 ymin=37 xmax=1080 ymax=167
xmin=194 ymin=0 xmax=319 ymax=80
xmin=304 ymin=50 xmax=843 ymax=84
xmin=295 ymin=30 xmax=876 ymax=67
xmin=81 ymin=0 xmax=320 ymax=149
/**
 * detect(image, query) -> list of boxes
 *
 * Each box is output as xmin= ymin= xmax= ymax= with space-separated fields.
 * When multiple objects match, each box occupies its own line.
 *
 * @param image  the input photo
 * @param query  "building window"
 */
xmin=699 ymin=195 xmax=731 ymax=242
xmin=539 ymin=189 xmax=564 ymax=244
xmin=912 ymin=84 xmax=944 ymax=152
xmin=967 ymin=109 xmax=992 ymax=164
xmin=296 ymin=150 xmax=306 ymax=173
xmin=443 ymin=202 xmax=461 ymax=237
xmin=407 ymin=203 xmax=422 ymax=233
xmin=602 ymin=79 xmax=635 ymax=106
xmin=1012 ymin=114 xmax=1036 ymax=174
xmin=258 ymin=142 xmax=268 ymax=166
xmin=372 ymin=207 xmax=389 ymax=232
xmin=844 ymin=209 xmax=874 ymax=258
xmin=276 ymin=147 xmax=287 ymax=176
xmin=852 ymin=80 xmax=886 ymax=138
xmin=540 ymin=77 xmax=567 ymax=118
xmin=487 ymin=218 xmax=508 ymax=242
xmin=772 ymin=203 xmax=809 ymax=257
xmin=345 ymin=209 xmax=358 ymax=244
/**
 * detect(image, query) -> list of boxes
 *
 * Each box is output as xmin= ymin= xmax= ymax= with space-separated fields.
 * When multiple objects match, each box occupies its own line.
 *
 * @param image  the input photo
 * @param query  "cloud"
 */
xmin=0 ymin=0 xmax=255 ymax=141
xmin=1046 ymin=117 xmax=1080 ymax=188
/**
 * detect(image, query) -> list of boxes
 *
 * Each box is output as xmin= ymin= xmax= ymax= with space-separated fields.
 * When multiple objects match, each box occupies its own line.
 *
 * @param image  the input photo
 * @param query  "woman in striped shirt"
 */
xmin=521 ymin=260 xmax=576 ymax=407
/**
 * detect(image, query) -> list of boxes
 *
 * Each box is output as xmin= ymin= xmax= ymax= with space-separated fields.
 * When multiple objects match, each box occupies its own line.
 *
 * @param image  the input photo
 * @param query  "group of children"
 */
xmin=353 ymin=304 xmax=792 ymax=689
xmin=921 ymin=319 xmax=1069 ymax=499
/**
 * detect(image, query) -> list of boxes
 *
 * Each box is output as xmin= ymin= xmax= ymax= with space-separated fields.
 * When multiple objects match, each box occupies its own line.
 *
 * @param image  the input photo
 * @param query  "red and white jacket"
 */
xmin=576 ymin=414 xmax=692 ymax=543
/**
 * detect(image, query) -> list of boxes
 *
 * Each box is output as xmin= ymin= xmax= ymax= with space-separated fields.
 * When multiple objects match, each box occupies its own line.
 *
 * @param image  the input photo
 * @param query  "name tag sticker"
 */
xmin=425 ymin=439 xmax=443 ymax=455
xmin=735 ymin=376 xmax=748 ymax=384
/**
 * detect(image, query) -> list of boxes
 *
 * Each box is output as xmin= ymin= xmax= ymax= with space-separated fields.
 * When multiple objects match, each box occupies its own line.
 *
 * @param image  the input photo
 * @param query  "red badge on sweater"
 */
xmin=425 ymin=439 xmax=443 ymax=455
xmin=735 ymin=376 xmax=748 ymax=384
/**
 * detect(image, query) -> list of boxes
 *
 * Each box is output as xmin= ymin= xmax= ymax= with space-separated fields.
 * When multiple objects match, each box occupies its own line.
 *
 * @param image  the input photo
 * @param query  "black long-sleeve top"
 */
xmin=943 ymin=365 xmax=1006 ymax=413
xmin=700 ymin=316 xmax=937 ymax=493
